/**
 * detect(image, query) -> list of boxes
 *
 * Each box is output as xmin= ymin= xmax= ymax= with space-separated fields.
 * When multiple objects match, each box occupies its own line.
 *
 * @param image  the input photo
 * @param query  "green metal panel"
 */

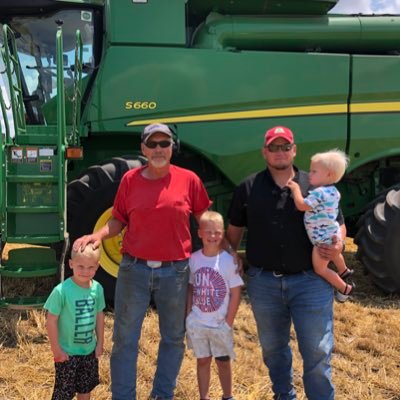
xmin=4 ymin=145 xmax=62 ymax=240
xmin=9 ymin=213 xmax=60 ymax=236
xmin=86 ymin=47 xmax=349 ymax=182
xmin=349 ymin=55 xmax=400 ymax=169
xmin=106 ymin=0 xmax=187 ymax=46
xmin=88 ymin=48 xmax=350 ymax=126
xmin=176 ymin=115 xmax=348 ymax=184
xmin=7 ymin=146 xmax=59 ymax=177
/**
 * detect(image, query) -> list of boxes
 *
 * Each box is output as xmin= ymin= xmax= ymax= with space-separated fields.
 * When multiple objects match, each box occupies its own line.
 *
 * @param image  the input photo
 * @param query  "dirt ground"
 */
xmin=0 ymin=239 xmax=399 ymax=399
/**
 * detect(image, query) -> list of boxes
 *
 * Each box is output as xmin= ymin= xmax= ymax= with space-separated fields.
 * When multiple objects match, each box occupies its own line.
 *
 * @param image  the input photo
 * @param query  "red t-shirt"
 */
xmin=112 ymin=165 xmax=212 ymax=260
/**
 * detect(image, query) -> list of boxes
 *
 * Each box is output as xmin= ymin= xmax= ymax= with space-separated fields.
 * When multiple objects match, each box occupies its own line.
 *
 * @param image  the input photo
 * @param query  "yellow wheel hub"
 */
xmin=93 ymin=207 xmax=125 ymax=278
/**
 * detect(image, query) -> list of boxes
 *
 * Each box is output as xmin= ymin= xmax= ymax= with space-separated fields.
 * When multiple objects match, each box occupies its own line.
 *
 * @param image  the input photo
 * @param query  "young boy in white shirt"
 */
xmin=186 ymin=211 xmax=243 ymax=400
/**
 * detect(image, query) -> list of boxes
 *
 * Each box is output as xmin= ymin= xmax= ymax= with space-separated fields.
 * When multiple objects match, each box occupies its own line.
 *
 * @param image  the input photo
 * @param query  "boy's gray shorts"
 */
xmin=186 ymin=315 xmax=235 ymax=359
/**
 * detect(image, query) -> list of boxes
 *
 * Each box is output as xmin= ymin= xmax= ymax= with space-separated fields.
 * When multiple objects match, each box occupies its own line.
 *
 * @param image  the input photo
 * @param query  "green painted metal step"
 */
xmin=0 ymin=296 xmax=49 ymax=310
xmin=7 ymin=206 xmax=59 ymax=213
xmin=6 ymin=175 xmax=58 ymax=183
xmin=6 ymin=235 xmax=62 ymax=244
xmin=0 ymin=247 xmax=58 ymax=278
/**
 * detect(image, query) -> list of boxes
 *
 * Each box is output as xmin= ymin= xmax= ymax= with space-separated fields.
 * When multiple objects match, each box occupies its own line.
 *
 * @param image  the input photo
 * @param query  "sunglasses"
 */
xmin=144 ymin=140 xmax=172 ymax=149
xmin=264 ymin=143 xmax=294 ymax=153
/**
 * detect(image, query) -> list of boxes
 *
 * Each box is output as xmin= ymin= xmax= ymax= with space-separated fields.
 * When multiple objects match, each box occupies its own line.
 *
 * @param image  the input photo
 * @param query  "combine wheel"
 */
xmin=67 ymin=156 xmax=145 ymax=304
xmin=354 ymin=186 xmax=400 ymax=293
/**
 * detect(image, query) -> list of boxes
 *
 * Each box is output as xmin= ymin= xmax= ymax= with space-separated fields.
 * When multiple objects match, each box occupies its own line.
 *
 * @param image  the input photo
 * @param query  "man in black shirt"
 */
xmin=227 ymin=126 xmax=345 ymax=400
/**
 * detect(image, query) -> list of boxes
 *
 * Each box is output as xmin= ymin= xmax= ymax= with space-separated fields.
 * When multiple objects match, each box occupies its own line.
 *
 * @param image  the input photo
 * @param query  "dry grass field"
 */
xmin=0 ymin=239 xmax=399 ymax=400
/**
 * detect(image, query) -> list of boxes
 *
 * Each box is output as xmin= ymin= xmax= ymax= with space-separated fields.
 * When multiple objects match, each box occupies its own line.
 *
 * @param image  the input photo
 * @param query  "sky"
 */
xmin=331 ymin=0 xmax=400 ymax=14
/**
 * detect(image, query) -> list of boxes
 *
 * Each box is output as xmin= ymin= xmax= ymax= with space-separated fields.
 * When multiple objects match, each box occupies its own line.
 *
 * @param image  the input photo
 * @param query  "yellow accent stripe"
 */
xmin=350 ymin=102 xmax=400 ymax=113
xmin=127 ymin=101 xmax=400 ymax=127
xmin=127 ymin=104 xmax=347 ymax=126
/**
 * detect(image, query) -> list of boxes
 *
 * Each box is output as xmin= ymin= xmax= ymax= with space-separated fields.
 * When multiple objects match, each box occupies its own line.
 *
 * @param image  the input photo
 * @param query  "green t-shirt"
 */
xmin=44 ymin=278 xmax=105 ymax=355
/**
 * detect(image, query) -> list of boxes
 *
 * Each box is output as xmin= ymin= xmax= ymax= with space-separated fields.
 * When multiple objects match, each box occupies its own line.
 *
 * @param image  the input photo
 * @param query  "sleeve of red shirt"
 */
xmin=190 ymin=173 xmax=212 ymax=214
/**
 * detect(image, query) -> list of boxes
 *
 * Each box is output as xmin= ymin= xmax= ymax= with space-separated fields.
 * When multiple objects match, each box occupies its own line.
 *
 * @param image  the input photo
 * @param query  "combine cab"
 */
xmin=1 ymin=0 xmax=400 ymax=306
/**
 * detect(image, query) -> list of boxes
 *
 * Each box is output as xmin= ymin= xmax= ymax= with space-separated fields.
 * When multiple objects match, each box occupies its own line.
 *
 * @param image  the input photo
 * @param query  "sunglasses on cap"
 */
xmin=144 ymin=140 xmax=172 ymax=149
xmin=264 ymin=143 xmax=294 ymax=152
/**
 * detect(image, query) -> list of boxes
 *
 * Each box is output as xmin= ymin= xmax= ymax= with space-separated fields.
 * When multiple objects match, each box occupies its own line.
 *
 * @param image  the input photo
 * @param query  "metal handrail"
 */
xmin=56 ymin=26 xmax=66 ymax=237
xmin=2 ymin=25 xmax=26 ymax=141
xmin=69 ymin=30 xmax=83 ymax=146
xmin=0 ymin=49 xmax=12 ymax=143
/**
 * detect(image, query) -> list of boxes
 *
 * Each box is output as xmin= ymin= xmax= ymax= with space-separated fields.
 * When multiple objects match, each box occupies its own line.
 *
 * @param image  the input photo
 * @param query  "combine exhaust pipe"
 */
xmin=192 ymin=13 xmax=400 ymax=54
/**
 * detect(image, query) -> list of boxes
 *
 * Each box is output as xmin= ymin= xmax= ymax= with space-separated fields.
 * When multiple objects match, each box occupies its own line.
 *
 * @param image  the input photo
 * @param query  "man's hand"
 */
xmin=317 ymin=235 xmax=344 ymax=260
xmin=73 ymin=234 xmax=102 ymax=252
xmin=73 ymin=218 xmax=125 ymax=252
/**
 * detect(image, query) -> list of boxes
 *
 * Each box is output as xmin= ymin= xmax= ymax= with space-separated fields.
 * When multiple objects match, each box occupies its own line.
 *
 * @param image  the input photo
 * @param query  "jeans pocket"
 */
xmin=119 ymin=254 xmax=135 ymax=271
xmin=174 ymin=261 xmax=189 ymax=274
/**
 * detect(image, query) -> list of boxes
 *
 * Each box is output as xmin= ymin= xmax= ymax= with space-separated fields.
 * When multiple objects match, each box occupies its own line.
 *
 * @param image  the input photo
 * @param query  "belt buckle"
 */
xmin=147 ymin=260 xmax=162 ymax=268
xmin=272 ymin=271 xmax=284 ymax=278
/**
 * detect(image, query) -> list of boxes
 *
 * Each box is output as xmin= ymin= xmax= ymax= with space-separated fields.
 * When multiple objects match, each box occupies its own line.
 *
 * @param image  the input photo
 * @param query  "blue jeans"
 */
xmin=110 ymin=255 xmax=189 ymax=400
xmin=246 ymin=266 xmax=335 ymax=400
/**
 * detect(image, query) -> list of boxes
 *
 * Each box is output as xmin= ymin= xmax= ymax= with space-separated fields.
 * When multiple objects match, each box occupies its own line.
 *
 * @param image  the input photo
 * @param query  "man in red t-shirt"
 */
xmin=74 ymin=123 xmax=211 ymax=400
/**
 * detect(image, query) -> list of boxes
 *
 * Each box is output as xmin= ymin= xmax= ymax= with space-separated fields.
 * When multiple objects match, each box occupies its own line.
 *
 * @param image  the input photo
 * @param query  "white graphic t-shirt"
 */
xmin=188 ymin=249 xmax=243 ymax=328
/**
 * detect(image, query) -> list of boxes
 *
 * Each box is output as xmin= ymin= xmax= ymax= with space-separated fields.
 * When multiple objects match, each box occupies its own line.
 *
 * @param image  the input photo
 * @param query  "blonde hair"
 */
xmin=311 ymin=149 xmax=350 ymax=183
xmin=71 ymin=242 xmax=100 ymax=262
xmin=199 ymin=211 xmax=224 ymax=227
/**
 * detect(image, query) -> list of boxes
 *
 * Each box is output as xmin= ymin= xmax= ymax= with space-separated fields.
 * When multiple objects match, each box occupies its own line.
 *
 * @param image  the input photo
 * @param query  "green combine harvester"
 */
xmin=1 ymin=0 xmax=400 ymax=307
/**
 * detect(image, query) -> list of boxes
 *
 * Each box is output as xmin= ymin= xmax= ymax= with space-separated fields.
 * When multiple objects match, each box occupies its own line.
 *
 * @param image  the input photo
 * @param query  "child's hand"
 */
xmin=53 ymin=349 xmax=69 ymax=363
xmin=95 ymin=343 xmax=104 ymax=358
xmin=286 ymin=180 xmax=300 ymax=192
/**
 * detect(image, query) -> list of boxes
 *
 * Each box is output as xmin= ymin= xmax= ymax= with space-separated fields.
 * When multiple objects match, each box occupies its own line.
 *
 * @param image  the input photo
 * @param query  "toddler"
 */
xmin=287 ymin=149 xmax=354 ymax=302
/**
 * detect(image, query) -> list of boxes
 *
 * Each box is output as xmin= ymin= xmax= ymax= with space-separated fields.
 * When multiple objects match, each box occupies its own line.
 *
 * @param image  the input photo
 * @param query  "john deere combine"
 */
xmin=1 ymin=0 xmax=400 ymax=306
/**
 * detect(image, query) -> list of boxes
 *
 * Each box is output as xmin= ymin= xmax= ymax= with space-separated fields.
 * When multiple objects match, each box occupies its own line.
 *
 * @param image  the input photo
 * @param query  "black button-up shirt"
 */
xmin=228 ymin=167 xmax=344 ymax=274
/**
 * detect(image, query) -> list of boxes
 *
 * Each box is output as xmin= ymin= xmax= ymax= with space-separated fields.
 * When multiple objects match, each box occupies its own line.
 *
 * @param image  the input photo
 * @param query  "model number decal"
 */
xmin=125 ymin=101 xmax=157 ymax=110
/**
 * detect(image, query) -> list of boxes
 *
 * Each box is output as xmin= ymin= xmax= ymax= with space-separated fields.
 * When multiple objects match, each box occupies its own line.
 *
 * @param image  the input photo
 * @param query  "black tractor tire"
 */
xmin=67 ymin=156 xmax=146 ymax=305
xmin=354 ymin=186 xmax=400 ymax=293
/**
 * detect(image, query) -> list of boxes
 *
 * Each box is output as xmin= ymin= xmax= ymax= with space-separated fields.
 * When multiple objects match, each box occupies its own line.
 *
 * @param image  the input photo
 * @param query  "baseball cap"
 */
xmin=141 ymin=123 xmax=173 ymax=143
xmin=265 ymin=126 xmax=294 ymax=145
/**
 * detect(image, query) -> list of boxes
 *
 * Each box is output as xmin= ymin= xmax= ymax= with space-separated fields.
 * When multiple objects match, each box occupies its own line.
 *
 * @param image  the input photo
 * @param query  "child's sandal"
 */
xmin=335 ymin=282 xmax=355 ymax=303
xmin=339 ymin=268 xmax=354 ymax=280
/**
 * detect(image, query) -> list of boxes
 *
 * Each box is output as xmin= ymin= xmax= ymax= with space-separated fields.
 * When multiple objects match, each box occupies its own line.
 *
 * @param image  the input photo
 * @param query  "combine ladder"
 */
xmin=0 ymin=25 xmax=82 ymax=309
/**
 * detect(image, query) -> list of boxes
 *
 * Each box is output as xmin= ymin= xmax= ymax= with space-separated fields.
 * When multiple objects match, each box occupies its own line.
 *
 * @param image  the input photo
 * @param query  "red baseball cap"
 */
xmin=265 ymin=126 xmax=294 ymax=145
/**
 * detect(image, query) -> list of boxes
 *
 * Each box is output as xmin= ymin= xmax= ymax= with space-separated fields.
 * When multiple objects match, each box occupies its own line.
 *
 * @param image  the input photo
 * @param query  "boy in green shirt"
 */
xmin=44 ymin=243 xmax=105 ymax=400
